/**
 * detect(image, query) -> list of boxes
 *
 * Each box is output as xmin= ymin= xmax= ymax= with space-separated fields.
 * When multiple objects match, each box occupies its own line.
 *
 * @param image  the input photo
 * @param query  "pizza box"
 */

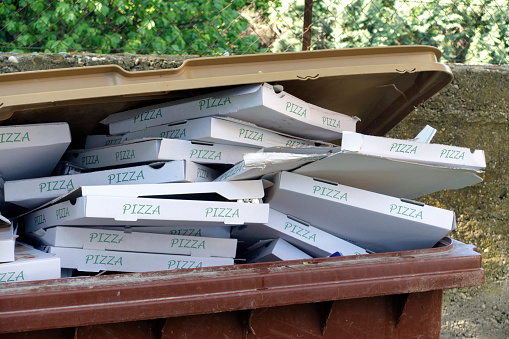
xmin=340 ymin=131 xmax=486 ymax=170
xmin=84 ymin=134 xmax=124 ymax=149
xmin=64 ymin=138 xmax=257 ymax=170
xmin=101 ymin=83 xmax=360 ymax=140
xmin=216 ymin=146 xmax=483 ymax=199
xmin=232 ymin=209 xmax=369 ymax=257
xmin=48 ymin=246 xmax=233 ymax=273
xmin=4 ymin=160 xmax=220 ymax=209
xmin=119 ymin=116 xmax=329 ymax=149
xmin=95 ymin=225 xmax=231 ymax=238
xmin=0 ymin=123 xmax=71 ymax=180
xmin=265 ymin=171 xmax=456 ymax=253
xmin=22 ymin=180 xmax=269 ymax=233
xmin=28 ymin=226 xmax=237 ymax=258
xmin=0 ymin=242 xmax=60 ymax=283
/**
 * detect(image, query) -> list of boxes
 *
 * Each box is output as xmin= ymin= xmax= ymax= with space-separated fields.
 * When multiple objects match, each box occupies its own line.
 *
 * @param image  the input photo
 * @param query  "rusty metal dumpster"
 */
xmin=0 ymin=46 xmax=483 ymax=338
xmin=0 ymin=238 xmax=482 ymax=338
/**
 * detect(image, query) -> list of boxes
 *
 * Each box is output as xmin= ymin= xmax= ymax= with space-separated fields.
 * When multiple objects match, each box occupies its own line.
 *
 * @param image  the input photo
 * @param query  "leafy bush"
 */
xmin=0 ymin=0 xmax=263 ymax=55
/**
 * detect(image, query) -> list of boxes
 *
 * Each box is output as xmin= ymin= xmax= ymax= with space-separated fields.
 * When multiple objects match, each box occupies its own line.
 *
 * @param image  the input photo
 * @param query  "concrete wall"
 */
xmin=1 ymin=52 xmax=508 ymax=282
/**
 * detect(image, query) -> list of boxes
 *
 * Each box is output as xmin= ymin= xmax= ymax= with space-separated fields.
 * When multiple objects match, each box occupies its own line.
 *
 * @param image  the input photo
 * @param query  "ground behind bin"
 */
xmin=1 ymin=53 xmax=508 ymax=338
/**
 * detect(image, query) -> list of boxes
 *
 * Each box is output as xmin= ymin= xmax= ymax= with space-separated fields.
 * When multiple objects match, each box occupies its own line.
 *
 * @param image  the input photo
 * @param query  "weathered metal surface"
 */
xmin=0 ymin=239 xmax=482 ymax=334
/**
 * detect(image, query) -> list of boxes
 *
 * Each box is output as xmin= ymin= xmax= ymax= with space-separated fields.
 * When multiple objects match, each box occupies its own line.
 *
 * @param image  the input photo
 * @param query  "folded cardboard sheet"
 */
xmin=232 ymin=209 xmax=369 ymax=257
xmin=29 ymin=226 xmax=237 ymax=258
xmin=214 ymin=151 xmax=332 ymax=182
xmin=4 ymin=160 xmax=219 ymax=209
xmin=0 ymin=123 xmax=71 ymax=180
xmin=266 ymin=171 xmax=456 ymax=253
xmin=48 ymin=246 xmax=233 ymax=273
xmin=64 ymin=138 xmax=256 ymax=170
xmin=0 ymin=243 xmax=60 ymax=283
xmin=101 ymin=83 xmax=359 ymax=140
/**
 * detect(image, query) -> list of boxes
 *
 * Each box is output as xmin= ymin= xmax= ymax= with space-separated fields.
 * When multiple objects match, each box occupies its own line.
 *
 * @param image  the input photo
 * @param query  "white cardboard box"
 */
xmin=48 ymin=246 xmax=233 ymax=273
xmin=0 ymin=215 xmax=16 ymax=262
xmin=23 ymin=181 xmax=270 ymax=233
xmin=292 ymin=152 xmax=483 ymax=199
xmin=0 ymin=243 xmax=60 ymax=283
xmin=84 ymin=134 xmax=124 ymax=149
xmin=4 ymin=160 xmax=220 ymax=209
xmin=120 ymin=117 xmax=326 ymax=149
xmin=0 ymin=123 xmax=71 ymax=180
xmin=101 ymin=83 xmax=359 ymax=140
xmin=29 ymin=226 xmax=237 ymax=258
xmin=96 ymin=225 xmax=231 ymax=238
xmin=341 ymin=131 xmax=486 ymax=170
xmin=241 ymin=238 xmax=312 ymax=263
xmin=216 ymin=146 xmax=483 ymax=198
xmin=232 ymin=209 xmax=369 ymax=257
xmin=266 ymin=171 xmax=456 ymax=253
xmin=52 ymin=179 xmax=267 ymax=200
xmin=64 ymin=138 xmax=257 ymax=170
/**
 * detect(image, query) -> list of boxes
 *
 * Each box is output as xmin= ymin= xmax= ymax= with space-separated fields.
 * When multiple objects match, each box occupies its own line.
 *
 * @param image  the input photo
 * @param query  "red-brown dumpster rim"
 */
xmin=0 ymin=238 xmax=483 ymax=333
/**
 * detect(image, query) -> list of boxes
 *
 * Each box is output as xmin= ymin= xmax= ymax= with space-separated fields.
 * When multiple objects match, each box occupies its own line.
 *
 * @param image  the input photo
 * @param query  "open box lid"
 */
xmin=0 ymin=46 xmax=452 ymax=143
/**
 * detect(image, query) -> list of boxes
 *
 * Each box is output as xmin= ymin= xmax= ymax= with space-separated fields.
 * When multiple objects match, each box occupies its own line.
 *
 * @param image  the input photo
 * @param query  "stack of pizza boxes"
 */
xmin=1 ymin=83 xmax=486 ymax=279
xmin=0 ymin=123 xmax=68 ymax=282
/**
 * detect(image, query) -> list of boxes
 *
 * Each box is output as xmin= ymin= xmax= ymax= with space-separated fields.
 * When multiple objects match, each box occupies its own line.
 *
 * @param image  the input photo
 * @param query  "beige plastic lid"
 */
xmin=0 ymin=46 xmax=452 ymax=143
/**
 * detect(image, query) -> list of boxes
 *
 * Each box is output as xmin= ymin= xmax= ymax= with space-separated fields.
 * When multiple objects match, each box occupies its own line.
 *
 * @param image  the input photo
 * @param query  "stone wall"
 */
xmin=1 ymin=52 xmax=508 ymax=283
xmin=388 ymin=64 xmax=509 ymax=283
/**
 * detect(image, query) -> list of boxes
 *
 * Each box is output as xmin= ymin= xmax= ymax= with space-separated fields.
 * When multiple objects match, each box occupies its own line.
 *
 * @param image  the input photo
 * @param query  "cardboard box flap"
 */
xmin=0 ymin=46 xmax=452 ymax=144
xmin=214 ymin=153 xmax=329 ymax=182
xmin=341 ymin=131 xmax=486 ymax=170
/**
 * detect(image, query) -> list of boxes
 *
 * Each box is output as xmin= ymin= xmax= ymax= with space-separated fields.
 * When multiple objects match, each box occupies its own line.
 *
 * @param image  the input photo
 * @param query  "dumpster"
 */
xmin=0 ymin=46 xmax=483 ymax=338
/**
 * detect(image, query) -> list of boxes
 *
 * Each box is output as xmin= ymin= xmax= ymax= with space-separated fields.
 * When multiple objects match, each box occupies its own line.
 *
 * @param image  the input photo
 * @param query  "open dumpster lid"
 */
xmin=0 ymin=46 xmax=452 ymax=144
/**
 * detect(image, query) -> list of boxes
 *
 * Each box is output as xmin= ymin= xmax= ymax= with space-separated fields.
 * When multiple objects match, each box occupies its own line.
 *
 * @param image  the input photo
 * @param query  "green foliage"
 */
xmin=0 ymin=0 xmax=263 ymax=55
xmin=269 ymin=0 xmax=509 ymax=64
xmin=1 ymin=0 xmax=508 ymax=64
